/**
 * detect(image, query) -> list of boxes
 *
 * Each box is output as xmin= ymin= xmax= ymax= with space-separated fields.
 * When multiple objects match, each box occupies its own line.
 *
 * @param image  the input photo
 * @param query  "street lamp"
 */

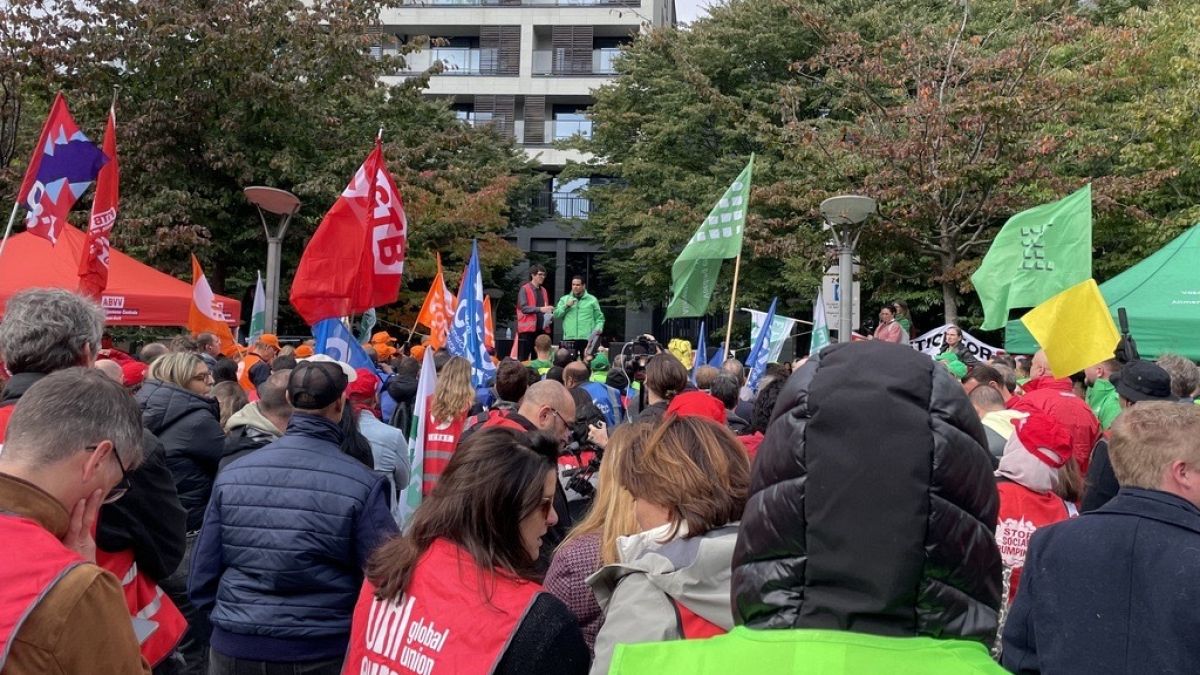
xmin=244 ymin=187 xmax=301 ymax=334
xmin=820 ymin=195 xmax=876 ymax=343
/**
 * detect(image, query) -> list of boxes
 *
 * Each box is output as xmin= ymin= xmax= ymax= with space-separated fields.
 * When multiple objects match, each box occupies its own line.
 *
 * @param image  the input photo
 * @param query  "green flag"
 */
xmin=248 ymin=271 xmax=266 ymax=343
xmin=665 ymin=155 xmax=753 ymax=318
xmin=972 ymin=184 xmax=1092 ymax=330
xmin=810 ymin=289 xmax=830 ymax=354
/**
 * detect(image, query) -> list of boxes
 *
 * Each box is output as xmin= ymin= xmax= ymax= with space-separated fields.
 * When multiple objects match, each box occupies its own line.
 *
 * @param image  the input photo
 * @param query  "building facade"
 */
xmin=377 ymin=0 xmax=675 ymax=341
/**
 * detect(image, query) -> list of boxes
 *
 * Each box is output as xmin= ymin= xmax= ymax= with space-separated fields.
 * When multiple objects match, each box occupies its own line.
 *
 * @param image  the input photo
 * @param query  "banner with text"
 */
xmin=910 ymin=324 xmax=1002 ymax=361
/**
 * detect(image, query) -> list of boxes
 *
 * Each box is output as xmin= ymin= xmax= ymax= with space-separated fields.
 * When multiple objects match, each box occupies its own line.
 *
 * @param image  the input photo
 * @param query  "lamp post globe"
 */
xmin=244 ymin=186 xmax=301 ymax=335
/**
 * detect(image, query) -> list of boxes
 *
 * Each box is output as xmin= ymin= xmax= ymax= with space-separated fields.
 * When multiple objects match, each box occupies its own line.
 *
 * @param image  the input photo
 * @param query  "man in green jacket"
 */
xmin=554 ymin=275 xmax=604 ymax=355
xmin=1085 ymin=358 xmax=1121 ymax=429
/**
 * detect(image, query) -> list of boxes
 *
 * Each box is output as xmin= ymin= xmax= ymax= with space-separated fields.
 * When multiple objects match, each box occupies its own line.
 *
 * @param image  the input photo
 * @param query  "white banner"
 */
xmin=744 ymin=308 xmax=799 ymax=363
xmin=910 ymin=324 xmax=1002 ymax=361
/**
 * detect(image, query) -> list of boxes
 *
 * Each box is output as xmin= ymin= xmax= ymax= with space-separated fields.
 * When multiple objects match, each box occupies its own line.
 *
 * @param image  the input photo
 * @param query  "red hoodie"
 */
xmin=1008 ymin=376 xmax=1101 ymax=474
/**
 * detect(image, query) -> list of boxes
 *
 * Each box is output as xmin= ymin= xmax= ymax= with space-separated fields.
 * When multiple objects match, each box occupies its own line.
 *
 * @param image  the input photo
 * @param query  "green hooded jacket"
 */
xmin=1086 ymin=378 xmax=1121 ymax=429
xmin=610 ymin=626 xmax=1006 ymax=675
xmin=554 ymin=291 xmax=604 ymax=340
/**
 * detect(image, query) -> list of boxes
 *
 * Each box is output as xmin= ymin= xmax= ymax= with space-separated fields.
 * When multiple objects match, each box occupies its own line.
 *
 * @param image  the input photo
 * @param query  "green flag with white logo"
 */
xmin=665 ymin=155 xmax=753 ymax=319
xmin=972 ymin=184 xmax=1092 ymax=330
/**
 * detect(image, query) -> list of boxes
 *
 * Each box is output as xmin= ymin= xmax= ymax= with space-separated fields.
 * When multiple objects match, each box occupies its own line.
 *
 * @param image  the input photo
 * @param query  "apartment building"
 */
xmin=377 ymin=0 xmax=676 ymax=340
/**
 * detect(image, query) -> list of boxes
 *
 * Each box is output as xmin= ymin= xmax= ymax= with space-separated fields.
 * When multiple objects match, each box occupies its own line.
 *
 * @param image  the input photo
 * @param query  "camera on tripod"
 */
xmin=561 ymin=417 xmax=604 ymax=501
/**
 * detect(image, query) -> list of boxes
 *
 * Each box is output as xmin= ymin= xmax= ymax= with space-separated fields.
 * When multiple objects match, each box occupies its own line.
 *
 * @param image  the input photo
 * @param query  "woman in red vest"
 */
xmin=343 ymin=427 xmax=589 ymax=675
xmin=420 ymin=356 xmax=475 ymax=496
xmin=589 ymin=415 xmax=750 ymax=674
xmin=995 ymin=411 xmax=1080 ymax=604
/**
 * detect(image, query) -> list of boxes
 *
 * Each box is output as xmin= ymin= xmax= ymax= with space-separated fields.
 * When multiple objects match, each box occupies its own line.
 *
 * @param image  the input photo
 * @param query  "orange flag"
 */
xmin=482 ymin=295 xmax=496 ymax=353
xmin=415 ymin=254 xmax=456 ymax=350
xmin=188 ymin=255 xmax=239 ymax=356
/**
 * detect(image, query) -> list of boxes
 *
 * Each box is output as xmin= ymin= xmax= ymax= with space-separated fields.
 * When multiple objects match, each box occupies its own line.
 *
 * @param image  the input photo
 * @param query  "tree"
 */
xmin=0 ymin=0 xmax=538 ymax=334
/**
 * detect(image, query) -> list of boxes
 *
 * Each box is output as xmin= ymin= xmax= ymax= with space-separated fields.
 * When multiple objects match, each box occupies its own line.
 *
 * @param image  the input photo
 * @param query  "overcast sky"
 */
xmin=675 ymin=0 xmax=715 ymax=24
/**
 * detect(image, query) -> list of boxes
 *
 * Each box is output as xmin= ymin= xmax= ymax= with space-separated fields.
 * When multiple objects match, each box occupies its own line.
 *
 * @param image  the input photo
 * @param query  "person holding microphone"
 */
xmin=555 ymin=276 xmax=605 ymax=358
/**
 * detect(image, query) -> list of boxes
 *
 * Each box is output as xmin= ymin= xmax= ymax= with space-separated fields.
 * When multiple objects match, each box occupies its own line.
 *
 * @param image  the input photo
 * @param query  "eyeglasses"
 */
xmin=191 ymin=371 xmax=214 ymax=384
xmin=536 ymin=496 xmax=553 ymax=519
xmin=549 ymin=408 xmax=571 ymax=430
xmin=85 ymin=443 xmax=130 ymax=504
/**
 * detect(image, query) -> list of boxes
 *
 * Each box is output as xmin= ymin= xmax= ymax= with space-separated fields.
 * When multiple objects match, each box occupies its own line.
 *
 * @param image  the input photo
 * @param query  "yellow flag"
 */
xmin=1020 ymin=278 xmax=1119 ymax=378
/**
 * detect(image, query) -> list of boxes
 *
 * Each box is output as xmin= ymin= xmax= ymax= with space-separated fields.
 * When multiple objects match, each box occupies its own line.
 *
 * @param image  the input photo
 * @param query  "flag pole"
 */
xmin=0 ymin=201 xmax=19 ymax=260
xmin=721 ymin=252 xmax=742 ymax=362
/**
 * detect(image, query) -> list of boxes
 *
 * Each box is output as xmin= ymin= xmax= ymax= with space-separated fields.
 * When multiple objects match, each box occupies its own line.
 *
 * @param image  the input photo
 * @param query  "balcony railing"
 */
xmin=532 ymin=48 xmax=621 ymax=76
xmin=533 ymin=191 xmax=592 ymax=219
xmin=400 ymin=0 xmax=639 ymax=6
xmin=394 ymin=47 xmax=505 ymax=75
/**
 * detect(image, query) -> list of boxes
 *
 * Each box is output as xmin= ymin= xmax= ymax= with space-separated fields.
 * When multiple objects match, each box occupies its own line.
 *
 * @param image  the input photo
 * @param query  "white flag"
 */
xmin=810 ymin=290 xmax=831 ymax=354
xmin=398 ymin=347 xmax=438 ymax=525
xmin=248 ymin=271 xmax=266 ymax=343
xmin=744 ymin=307 xmax=799 ymax=363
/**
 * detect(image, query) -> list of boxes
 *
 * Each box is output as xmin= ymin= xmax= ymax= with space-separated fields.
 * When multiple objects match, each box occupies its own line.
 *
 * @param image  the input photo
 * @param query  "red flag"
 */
xmin=18 ymin=93 xmax=108 ymax=245
xmin=78 ymin=107 xmax=118 ymax=298
xmin=290 ymin=140 xmax=407 ymax=325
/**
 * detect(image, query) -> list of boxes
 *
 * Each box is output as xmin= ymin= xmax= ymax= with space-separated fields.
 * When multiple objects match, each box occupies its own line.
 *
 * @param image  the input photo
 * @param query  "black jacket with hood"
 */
xmin=136 ymin=378 xmax=228 ymax=531
xmin=733 ymin=341 xmax=1002 ymax=643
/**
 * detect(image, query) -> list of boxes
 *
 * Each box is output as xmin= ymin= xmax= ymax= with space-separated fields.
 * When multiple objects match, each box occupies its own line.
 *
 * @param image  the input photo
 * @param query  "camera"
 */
xmin=1114 ymin=307 xmax=1139 ymax=364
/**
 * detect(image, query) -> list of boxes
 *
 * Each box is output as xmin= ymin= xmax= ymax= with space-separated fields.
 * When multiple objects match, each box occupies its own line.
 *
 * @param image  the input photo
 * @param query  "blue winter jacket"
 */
xmin=1002 ymin=487 xmax=1200 ymax=674
xmin=189 ymin=412 xmax=400 ymax=662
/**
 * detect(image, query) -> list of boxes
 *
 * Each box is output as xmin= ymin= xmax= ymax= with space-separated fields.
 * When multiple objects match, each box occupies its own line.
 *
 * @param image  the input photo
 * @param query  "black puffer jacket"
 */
xmin=734 ymin=341 xmax=1002 ymax=643
xmin=136 ymin=379 xmax=228 ymax=531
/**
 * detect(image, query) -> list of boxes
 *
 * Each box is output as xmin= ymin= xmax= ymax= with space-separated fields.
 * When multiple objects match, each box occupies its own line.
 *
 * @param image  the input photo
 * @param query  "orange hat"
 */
xmin=258 ymin=333 xmax=280 ymax=349
xmin=376 ymin=344 xmax=397 ymax=360
xmin=294 ymin=345 xmax=314 ymax=358
xmin=370 ymin=331 xmax=395 ymax=346
xmin=411 ymin=345 xmax=426 ymax=362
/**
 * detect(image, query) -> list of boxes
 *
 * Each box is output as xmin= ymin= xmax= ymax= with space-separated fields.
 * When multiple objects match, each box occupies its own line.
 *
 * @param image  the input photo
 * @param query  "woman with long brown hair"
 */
xmin=342 ymin=427 xmax=589 ymax=675
xmin=420 ymin=355 xmax=475 ymax=496
xmin=588 ymin=415 xmax=750 ymax=674
xmin=635 ymin=353 xmax=689 ymax=424
xmin=544 ymin=423 xmax=646 ymax=652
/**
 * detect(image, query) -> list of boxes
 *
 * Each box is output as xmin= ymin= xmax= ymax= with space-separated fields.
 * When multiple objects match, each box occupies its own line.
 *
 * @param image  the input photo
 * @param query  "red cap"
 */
xmin=666 ymin=390 xmax=727 ymax=426
xmin=1013 ymin=412 xmax=1071 ymax=469
xmin=121 ymin=361 xmax=148 ymax=388
xmin=345 ymin=368 xmax=379 ymax=400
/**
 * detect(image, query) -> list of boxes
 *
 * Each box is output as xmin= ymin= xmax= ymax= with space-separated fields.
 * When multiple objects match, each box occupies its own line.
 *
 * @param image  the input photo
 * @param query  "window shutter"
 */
xmin=523 ymin=96 xmax=546 ymax=145
xmin=552 ymin=26 xmax=593 ymax=74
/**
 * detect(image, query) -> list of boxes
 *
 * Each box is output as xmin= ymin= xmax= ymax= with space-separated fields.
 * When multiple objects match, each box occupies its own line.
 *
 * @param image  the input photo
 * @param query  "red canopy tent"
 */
xmin=0 ymin=225 xmax=240 ymax=326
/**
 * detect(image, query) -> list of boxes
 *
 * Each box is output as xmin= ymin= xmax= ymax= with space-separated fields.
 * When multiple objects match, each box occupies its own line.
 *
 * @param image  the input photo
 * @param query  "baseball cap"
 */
xmin=590 ymin=352 xmax=610 ymax=372
xmin=294 ymin=345 xmax=314 ymax=358
xmin=370 ymin=331 xmax=395 ymax=345
xmin=346 ymin=368 xmax=380 ymax=400
xmin=288 ymin=358 xmax=353 ymax=410
xmin=258 ymin=333 xmax=281 ymax=349
xmin=666 ymin=390 xmax=726 ymax=426
xmin=1113 ymin=360 xmax=1172 ymax=402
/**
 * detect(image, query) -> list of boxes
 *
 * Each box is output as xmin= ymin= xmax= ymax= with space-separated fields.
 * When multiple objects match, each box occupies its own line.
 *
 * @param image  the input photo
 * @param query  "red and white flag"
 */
xmin=290 ymin=139 xmax=407 ymax=325
xmin=78 ymin=107 xmax=118 ymax=298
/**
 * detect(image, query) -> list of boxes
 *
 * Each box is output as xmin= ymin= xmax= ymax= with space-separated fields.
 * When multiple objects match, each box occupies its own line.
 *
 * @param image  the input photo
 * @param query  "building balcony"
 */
xmin=533 ymin=191 xmax=592 ymax=219
xmin=397 ymin=0 xmax=639 ymax=7
xmin=532 ymin=48 xmax=620 ymax=76
xmin=393 ymin=47 xmax=518 ymax=76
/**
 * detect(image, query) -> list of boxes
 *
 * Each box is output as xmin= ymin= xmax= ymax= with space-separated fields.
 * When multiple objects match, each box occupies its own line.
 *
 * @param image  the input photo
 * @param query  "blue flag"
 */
xmin=447 ymin=241 xmax=495 ymax=387
xmin=707 ymin=340 xmax=726 ymax=368
xmin=313 ymin=317 xmax=378 ymax=384
xmin=691 ymin=321 xmax=707 ymax=385
xmin=745 ymin=297 xmax=778 ymax=393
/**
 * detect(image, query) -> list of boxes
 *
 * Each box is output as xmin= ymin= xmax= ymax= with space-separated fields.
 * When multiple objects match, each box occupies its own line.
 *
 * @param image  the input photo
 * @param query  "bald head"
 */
xmin=563 ymin=362 xmax=589 ymax=388
xmin=95 ymin=359 xmax=124 ymax=384
xmin=518 ymin=380 xmax=576 ymax=441
xmin=1030 ymin=350 xmax=1050 ymax=379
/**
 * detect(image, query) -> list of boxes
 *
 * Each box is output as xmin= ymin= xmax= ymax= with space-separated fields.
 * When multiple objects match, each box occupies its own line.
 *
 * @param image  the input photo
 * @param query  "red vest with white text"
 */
xmin=0 ymin=514 xmax=86 ymax=670
xmin=516 ymin=283 xmax=550 ymax=335
xmin=342 ymin=539 xmax=541 ymax=675
xmin=421 ymin=401 xmax=466 ymax=497
xmin=95 ymin=548 xmax=188 ymax=666
xmin=995 ymin=480 xmax=1074 ymax=602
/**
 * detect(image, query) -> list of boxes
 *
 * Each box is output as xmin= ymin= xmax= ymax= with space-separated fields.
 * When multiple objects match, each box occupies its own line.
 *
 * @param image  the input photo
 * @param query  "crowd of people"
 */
xmin=1 ymin=286 xmax=1199 ymax=674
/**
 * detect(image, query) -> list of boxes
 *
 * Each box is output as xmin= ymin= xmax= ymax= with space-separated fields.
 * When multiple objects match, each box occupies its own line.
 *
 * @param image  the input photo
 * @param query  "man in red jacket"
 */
xmin=1008 ymin=350 xmax=1100 ymax=475
xmin=515 ymin=265 xmax=554 ymax=362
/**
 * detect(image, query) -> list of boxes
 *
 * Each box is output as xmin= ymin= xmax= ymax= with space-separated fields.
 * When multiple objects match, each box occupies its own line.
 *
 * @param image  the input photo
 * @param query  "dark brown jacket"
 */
xmin=0 ymin=473 xmax=150 ymax=675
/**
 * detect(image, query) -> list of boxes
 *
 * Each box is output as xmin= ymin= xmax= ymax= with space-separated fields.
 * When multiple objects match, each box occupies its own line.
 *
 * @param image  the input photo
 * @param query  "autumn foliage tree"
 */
xmin=0 ymin=0 xmax=538 ymax=334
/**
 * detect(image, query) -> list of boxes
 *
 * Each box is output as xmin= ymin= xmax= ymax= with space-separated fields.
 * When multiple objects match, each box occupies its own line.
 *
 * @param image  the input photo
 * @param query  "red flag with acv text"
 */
xmin=290 ymin=141 xmax=407 ymax=325
xmin=78 ymin=107 xmax=118 ymax=299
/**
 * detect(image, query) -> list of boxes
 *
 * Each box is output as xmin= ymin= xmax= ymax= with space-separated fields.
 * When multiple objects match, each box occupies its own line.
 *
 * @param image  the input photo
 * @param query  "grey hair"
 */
xmin=1156 ymin=353 xmax=1200 ymax=399
xmin=0 ymin=289 xmax=104 ymax=374
xmin=4 ymin=368 xmax=145 ymax=467
xmin=149 ymin=352 xmax=205 ymax=390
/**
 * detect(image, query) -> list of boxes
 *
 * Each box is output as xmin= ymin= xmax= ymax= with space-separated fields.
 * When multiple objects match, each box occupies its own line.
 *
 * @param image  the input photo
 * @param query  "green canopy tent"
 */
xmin=1005 ymin=224 xmax=1200 ymax=360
